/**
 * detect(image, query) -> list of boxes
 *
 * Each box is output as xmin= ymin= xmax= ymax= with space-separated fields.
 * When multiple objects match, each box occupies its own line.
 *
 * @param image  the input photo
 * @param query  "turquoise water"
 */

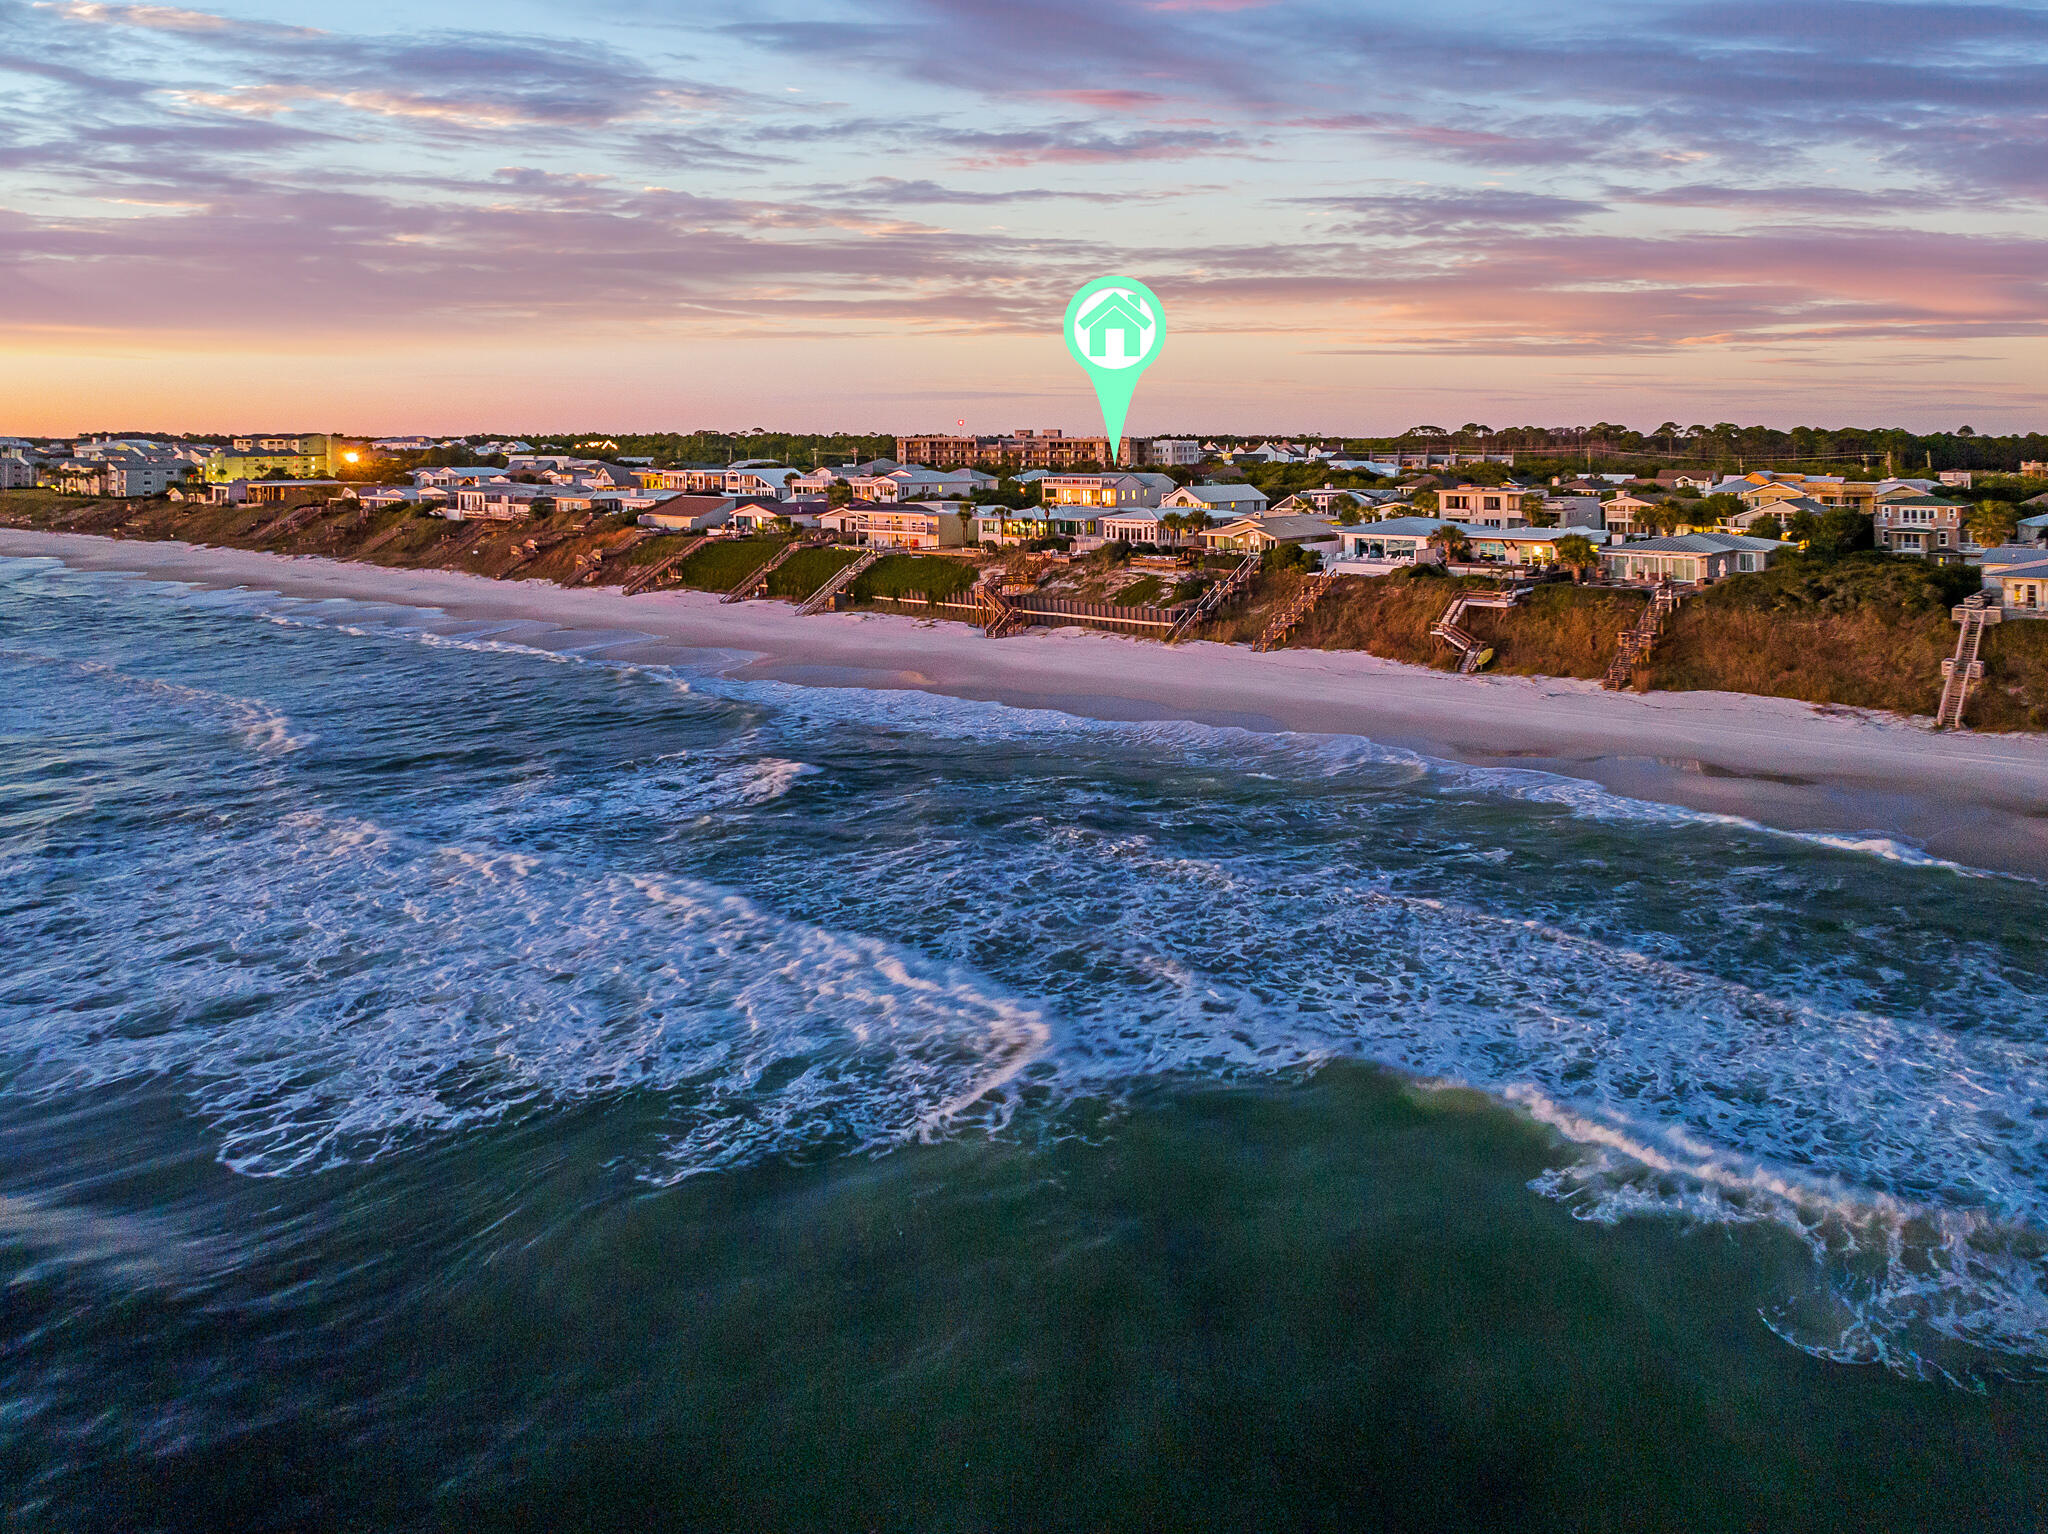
xmin=3 ymin=553 xmax=2046 ymax=1530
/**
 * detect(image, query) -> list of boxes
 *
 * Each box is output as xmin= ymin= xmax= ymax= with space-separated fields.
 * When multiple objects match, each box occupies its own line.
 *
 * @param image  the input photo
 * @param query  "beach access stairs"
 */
xmin=1432 ymin=582 xmax=1532 ymax=673
xmin=721 ymin=536 xmax=828 ymax=604
xmin=1252 ymin=572 xmax=1336 ymax=653
xmin=572 ymin=528 xmax=653 ymax=585
xmin=1167 ymin=551 xmax=1262 ymax=643
xmin=795 ymin=549 xmax=879 ymax=615
xmin=1600 ymin=579 xmax=1683 ymax=690
xmin=252 ymin=500 xmax=341 ymax=543
xmin=976 ymin=575 xmax=1031 ymax=638
xmin=1936 ymin=594 xmax=2000 ymax=729
xmin=620 ymin=535 xmax=712 ymax=596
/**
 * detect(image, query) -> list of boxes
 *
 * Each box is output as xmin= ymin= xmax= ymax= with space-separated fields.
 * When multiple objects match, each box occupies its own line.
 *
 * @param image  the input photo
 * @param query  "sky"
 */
xmin=4 ymin=0 xmax=2048 ymax=436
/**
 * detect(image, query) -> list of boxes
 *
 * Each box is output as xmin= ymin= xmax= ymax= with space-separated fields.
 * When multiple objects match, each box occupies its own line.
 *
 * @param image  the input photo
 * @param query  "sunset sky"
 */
xmin=5 ymin=0 xmax=2047 ymax=436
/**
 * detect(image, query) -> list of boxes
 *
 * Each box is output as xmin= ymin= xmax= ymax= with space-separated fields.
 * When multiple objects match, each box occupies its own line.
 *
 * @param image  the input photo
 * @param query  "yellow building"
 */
xmin=203 ymin=433 xmax=343 ymax=483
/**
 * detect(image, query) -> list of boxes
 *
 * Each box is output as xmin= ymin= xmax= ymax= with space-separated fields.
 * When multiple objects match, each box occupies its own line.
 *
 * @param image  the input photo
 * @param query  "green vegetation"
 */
xmin=1113 ymin=575 xmax=1165 ymax=607
xmin=766 ymin=546 xmax=859 ymax=600
xmin=1647 ymin=553 xmax=2048 ymax=726
xmin=852 ymin=555 xmax=979 ymax=605
xmin=671 ymin=537 xmax=785 ymax=591
xmin=1288 ymin=570 xmax=1642 ymax=675
xmin=1690 ymin=553 xmax=1979 ymax=616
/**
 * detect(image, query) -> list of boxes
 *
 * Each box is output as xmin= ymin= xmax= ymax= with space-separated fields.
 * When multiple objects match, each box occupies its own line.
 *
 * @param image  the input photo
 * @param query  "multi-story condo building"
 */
xmin=205 ymin=433 xmax=343 ymax=482
xmin=897 ymin=430 xmax=1123 ymax=470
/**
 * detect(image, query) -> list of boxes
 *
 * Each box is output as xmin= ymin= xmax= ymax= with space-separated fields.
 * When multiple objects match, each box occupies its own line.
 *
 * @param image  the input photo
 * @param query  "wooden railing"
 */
xmin=1936 ymin=594 xmax=2001 ymax=728
xmin=1600 ymin=580 xmax=1682 ymax=690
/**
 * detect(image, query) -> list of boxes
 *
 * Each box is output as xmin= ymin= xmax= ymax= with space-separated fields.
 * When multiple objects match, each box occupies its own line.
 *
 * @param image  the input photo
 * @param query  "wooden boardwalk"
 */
xmin=795 ymin=549 xmax=878 ymax=615
xmin=1167 ymin=551 xmax=1261 ymax=643
xmin=1600 ymin=580 xmax=1681 ymax=690
xmin=1936 ymin=595 xmax=2000 ymax=728
xmin=1431 ymin=583 xmax=1531 ymax=673
xmin=721 ymin=536 xmax=828 ymax=604
xmin=620 ymin=535 xmax=711 ymax=596
xmin=1253 ymin=573 xmax=1336 ymax=653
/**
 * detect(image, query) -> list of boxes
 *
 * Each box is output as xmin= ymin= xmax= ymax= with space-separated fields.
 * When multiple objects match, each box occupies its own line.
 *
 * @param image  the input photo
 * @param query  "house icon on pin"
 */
xmin=1078 ymin=291 xmax=1152 ymax=364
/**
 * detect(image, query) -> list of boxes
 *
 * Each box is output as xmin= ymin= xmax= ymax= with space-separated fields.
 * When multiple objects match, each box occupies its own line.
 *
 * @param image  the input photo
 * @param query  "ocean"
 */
xmin=3 ymin=551 xmax=2046 ymax=1530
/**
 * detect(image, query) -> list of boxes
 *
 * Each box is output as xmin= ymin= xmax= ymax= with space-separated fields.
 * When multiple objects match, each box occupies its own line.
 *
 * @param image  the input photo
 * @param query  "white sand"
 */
xmin=9 ymin=529 xmax=2048 ymax=872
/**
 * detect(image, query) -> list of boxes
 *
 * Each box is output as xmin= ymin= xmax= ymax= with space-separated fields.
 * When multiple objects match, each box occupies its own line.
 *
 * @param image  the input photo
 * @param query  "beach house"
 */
xmin=1198 ymin=514 xmax=1342 ymax=557
xmin=825 ymin=501 xmax=969 ymax=550
xmin=1992 ymin=557 xmax=2048 ymax=615
xmin=1044 ymin=472 xmax=1177 ymax=512
xmin=1598 ymin=532 xmax=1783 ymax=585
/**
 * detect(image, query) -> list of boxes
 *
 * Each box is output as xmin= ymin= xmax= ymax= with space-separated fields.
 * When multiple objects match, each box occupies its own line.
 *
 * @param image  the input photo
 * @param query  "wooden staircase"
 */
xmin=721 ymin=536 xmax=824 ymax=604
xmin=1600 ymin=580 xmax=1682 ymax=690
xmin=1252 ymin=573 xmax=1336 ymax=653
xmin=620 ymin=534 xmax=711 ymax=596
xmin=1935 ymin=594 xmax=2000 ymax=729
xmin=795 ymin=549 xmax=878 ymax=615
xmin=1431 ymin=583 xmax=1531 ymax=673
xmin=572 ymin=527 xmax=653 ymax=585
xmin=252 ymin=500 xmax=340 ymax=542
xmin=1167 ymin=551 xmax=1262 ymax=643
xmin=976 ymin=576 xmax=1030 ymax=638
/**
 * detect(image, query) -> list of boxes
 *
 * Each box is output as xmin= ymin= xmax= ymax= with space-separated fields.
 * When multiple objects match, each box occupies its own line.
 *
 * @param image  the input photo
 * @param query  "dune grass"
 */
xmin=671 ymin=538 xmax=785 ymax=592
xmin=852 ymin=555 xmax=980 ymax=604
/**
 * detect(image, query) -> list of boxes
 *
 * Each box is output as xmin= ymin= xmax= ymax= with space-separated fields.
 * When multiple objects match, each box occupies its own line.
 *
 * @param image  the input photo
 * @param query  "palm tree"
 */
xmin=1554 ymin=532 xmax=1599 ymax=582
xmin=1427 ymin=524 xmax=1470 ymax=563
xmin=1967 ymin=500 xmax=2016 ymax=550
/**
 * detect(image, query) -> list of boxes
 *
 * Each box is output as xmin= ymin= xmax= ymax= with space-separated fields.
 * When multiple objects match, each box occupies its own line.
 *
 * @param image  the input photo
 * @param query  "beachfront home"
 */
xmin=1329 ymin=518 xmax=1612 ymax=574
xmin=1098 ymin=508 xmax=1176 ymax=546
xmin=637 ymin=495 xmax=744 ymax=532
xmin=552 ymin=486 xmax=684 ymax=515
xmin=451 ymin=483 xmax=550 ymax=520
xmin=356 ymin=485 xmax=445 ymax=510
xmin=1160 ymin=483 xmax=1269 ymax=517
xmin=2018 ymin=513 xmax=2048 ymax=546
xmin=971 ymin=505 xmax=1096 ymax=544
xmin=1330 ymin=516 xmax=1451 ymax=568
xmin=1044 ymin=472 xmax=1177 ymax=512
xmin=1598 ymin=533 xmax=1783 ymax=585
xmin=1725 ymin=495 xmax=1821 ymax=532
xmin=1992 ymin=557 xmax=2048 ymax=615
xmin=1198 ymin=514 xmax=1341 ymax=556
xmin=826 ymin=501 xmax=969 ymax=550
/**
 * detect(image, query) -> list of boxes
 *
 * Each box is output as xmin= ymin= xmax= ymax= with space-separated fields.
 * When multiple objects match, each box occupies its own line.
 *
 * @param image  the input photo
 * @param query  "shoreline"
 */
xmin=9 ymin=527 xmax=2048 ymax=876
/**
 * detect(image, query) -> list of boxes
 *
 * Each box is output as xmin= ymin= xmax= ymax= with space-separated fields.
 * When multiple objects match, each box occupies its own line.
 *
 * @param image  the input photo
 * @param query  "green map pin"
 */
xmin=1064 ymin=276 xmax=1165 ymax=465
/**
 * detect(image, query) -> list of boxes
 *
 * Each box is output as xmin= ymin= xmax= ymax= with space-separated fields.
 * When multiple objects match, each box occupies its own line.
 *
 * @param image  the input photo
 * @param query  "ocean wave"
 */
xmin=0 ymin=806 xmax=1047 ymax=1183
xmin=0 ymin=647 xmax=314 ymax=757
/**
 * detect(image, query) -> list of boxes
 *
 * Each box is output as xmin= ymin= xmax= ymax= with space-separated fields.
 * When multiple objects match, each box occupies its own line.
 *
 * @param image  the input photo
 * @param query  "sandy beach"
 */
xmin=9 ymin=527 xmax=2048 ymax=874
